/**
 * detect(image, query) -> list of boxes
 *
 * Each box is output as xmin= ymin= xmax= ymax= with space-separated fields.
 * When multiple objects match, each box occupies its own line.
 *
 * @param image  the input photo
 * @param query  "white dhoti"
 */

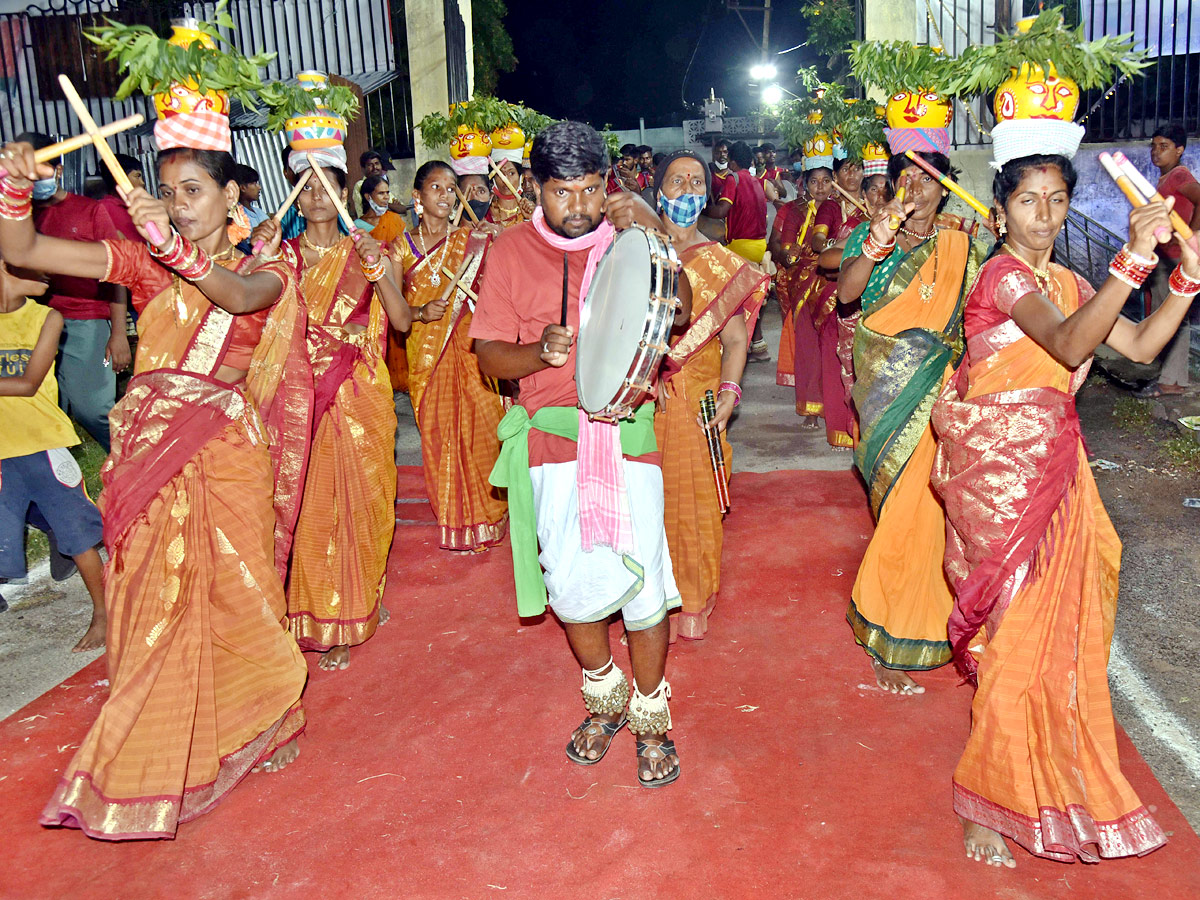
xmin=530 ymin=460 xmax=680 ymax=630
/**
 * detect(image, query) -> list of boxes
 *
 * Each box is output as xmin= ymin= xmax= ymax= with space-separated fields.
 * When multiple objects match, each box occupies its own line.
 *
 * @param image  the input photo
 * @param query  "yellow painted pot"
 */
xmin=993 ymin=62 xmax=1079 ymax=122
xmin=450 ymin=129 xmax=492 ymax=159
xmin=153 ymin=19 xmax=229 ymax=120
xmin=884 ymin=90 xmax=952 ymax=129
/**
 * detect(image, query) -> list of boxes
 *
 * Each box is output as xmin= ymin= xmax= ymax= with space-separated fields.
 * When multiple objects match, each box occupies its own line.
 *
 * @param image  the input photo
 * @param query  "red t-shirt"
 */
xmin=33 ymin=193 xmax=122 ymax=320
xmin=1158 ymin=165 xmax=1197 ymax=260
xmin=718 ymin=170 xmax=767 ymax=242
xmin=96 ymin=194 xmax=138 ymax=242
xmin=468 ymin=221 xmax=658 ymax=467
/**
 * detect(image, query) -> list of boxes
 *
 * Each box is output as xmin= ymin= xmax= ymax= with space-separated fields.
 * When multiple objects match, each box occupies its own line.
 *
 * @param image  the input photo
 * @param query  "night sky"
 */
xmin=493 ymin=0 xmax=811 ymax=128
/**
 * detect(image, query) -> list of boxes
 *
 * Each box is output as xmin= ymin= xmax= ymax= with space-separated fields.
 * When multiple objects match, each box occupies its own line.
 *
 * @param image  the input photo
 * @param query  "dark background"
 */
xmin=494 ymin=0 xmax=810 ymax=128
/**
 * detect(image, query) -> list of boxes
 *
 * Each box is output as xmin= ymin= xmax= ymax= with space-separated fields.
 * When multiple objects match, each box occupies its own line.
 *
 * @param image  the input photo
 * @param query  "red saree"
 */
xmin=771 ymin=200 xmax=815 ymax=389
xmin=931 ymin=255 xmax=1166 ymax=862
xmin=41 ymin=241 xmax=310 ymax=840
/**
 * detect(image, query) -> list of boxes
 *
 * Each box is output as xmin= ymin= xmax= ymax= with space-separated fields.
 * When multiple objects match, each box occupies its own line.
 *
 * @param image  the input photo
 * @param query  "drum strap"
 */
xmin=489 ymin=403 xmax=657 ymax=617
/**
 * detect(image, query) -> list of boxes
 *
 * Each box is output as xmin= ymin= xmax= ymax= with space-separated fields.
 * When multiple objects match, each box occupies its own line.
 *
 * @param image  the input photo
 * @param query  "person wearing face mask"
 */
xmin=396 ymin=160 xmax=507 ymax=551
xmin=18 ymin=132 xmax=129 ymax=452
xmin=652 ymin=151 xmax=768 ymax=641
xmin=457 ymin=173 xmax=503 ymax=237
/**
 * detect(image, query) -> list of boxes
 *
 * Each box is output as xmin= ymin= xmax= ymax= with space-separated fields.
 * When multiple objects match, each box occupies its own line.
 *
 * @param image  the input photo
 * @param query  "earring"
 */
xmin=998 ymin=219 xmax=1007 ymax=237
xmin=415 ymin=200 xmax=424 ymax=218
xmin=229 ymin=201 xmax=238 ymax=217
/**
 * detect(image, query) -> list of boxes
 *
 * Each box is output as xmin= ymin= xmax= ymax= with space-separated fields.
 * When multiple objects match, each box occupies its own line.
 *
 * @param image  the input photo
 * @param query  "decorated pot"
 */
xmin=885 ymin=90 xmax=952 ymax=129
xmin=993 ymin=61 xmax=1079 ymax=122
xmin=861 ymin=141 xmax=889 ymax=176
xmin=803 ymin=132 xmax=832 ymax=165
xmin=297 ymin=70 xmax=330 ymax=97
xmin=153 ymin=18 xmax=229 ymax=120
xmin=491 ymin=122 xmax=525 ymax=152
xmin=450 ymin=129 xmax=492 ymax=159
xmin=284 ymin=69 xmax=347 ymax=149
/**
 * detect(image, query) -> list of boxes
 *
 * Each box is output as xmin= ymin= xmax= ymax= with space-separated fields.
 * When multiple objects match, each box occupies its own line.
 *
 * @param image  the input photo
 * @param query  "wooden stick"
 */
xmin=701 ymin=390 xmax=731 ymax=513
xmin=442 ymin=264 xmax=478 ymax=301
xmin=451 ymin=183 xmax=479 ymax=224
xmin=304 ymin=153 xmax=356 ymax=234
xmin=831 ymin=180 xmax=869 ymax=218
xmin=903 ymin=150 xmax=991 ymax=220
xmin=1112 ymin=151 xmax=1194 ymax=241
xmin=1099 ymin=152 xmax=1148 ymax=209
xmin=438 ymin=252 xmax=475 ymax=303
xmin=251 ymin=169 xmax=313 ymax=254
xmin=888 ymin=185 xmax=906 ymax=230
xmin=34 ymin=115 xmax=144 ymax=164
xmin=489 ymin=158 xmax=521 ymax=198
xmin=57 ymin=75 xmax=164 ymax=244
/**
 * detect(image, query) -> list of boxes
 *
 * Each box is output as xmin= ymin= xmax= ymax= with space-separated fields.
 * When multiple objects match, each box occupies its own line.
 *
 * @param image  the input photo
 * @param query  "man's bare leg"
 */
xmin=960 ymin=817 xmax=1016 ymax=868
xmin=563 ymin=620 xmax=622 ymax=761
xmin=872 ymin=659 xmax=925 ymax=695
xmin=627 ymin=618 xmax=678 ymax=783
xmin=72 ymin=547 xmax=105 ymax=653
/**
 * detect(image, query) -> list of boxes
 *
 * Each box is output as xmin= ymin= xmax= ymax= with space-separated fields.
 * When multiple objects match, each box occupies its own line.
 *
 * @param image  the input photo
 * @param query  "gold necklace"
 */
xmin=1002 ymin=245 xmax=1057 ymax=302
xmin=301 ymin=231 xmax=339 ymax=258
xmin=417 ymin=220 xmax=450 ymax=286
xmin=914 ymin=234 xmax=940 ymax=303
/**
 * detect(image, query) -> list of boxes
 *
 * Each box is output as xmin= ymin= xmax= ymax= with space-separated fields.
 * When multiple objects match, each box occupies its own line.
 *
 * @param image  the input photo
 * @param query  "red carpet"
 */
xmin=0 ymin=467 xmax=1197 ymax=899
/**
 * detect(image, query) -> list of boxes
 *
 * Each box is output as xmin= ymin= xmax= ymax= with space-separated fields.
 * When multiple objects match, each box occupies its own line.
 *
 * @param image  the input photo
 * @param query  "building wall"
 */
xmin=407 ymin=0 xmax=474 ymax=165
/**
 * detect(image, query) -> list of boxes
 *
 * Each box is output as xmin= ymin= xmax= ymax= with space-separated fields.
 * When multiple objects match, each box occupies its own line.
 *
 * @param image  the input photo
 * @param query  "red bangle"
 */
xmin=0 ymin=172 xmax=31 ymax=220
xmin=718 ymin=381 xmax=742 ymax=406
xmin=1168 ymin=265 xmax=1200 ymax=298
xmin=861 ymin=232 xmax=895 ymax=263
xmin=149 ymin=230 xmax=213 ymax=281
xmin=1108 ymin=245 xmax=1155 ymax=289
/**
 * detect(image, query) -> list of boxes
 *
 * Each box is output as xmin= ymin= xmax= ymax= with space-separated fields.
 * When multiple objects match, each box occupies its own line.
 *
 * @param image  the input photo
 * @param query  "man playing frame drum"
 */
xmin=472 ymin=121 xmax=691 ymax=788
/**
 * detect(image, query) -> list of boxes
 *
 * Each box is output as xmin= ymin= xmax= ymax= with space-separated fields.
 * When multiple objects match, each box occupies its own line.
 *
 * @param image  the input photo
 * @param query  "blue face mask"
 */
xmin=658 ymin=190 xmax=706 ymax=228
xmin=32 ymin=177 xmax=57 ymax=201
xmin=367 ymin=196 xmax=389 ymax=216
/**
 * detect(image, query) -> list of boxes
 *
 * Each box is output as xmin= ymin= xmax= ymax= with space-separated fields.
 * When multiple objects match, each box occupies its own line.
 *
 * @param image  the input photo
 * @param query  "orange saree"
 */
xmin=286 ymin=237 xmax=396 ymax=650
xmin=41 ymin=241 xmax=310 ymax=840
xmin=398 ymin=227 xmax=507 ymax=549
xmin=931 ymin=256 xmax=1166 ymax=862
xmin=658 ymin=242 xmax=767 ymax=640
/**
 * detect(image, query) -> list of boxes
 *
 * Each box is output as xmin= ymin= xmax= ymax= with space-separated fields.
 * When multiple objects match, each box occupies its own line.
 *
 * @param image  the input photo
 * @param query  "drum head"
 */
xmin=576 ymin=228 xmax=653 ymax=415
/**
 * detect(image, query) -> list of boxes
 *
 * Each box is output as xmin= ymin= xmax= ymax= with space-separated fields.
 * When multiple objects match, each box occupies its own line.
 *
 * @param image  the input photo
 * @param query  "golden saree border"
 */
xmin=42 ymin=704 xmax=303 ymax=840
xmin=668 ymin=242 xmax=768 ymax=367
xmin=846 ymin=599 xmax=952 ymax=670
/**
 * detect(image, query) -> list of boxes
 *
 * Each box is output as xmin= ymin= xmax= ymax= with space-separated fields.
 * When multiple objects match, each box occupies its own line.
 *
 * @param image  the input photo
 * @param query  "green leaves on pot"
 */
xmin=848 ymin=41 xmax=959 ymax=96
xmin=260 ymin=82 xmax=360 ymax=133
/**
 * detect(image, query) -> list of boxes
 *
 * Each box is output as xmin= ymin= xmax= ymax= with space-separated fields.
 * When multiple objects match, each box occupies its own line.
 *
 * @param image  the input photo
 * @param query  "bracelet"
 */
xmin=718 ymin=381 xmax=742 ymax=406
xmin=861 ymin=232 xmax=895 ymax=263
xmin=1108 ymin=244 xmax=1155 ymax=290
xmin=1168 ymin=264 xmax=1200 ymax=298
xmin=362 ymin=258 xmax=386 ymax=283
xmin=149 ymin=229 xmax=213 ymax=281
xmin=0 ymin=173 xmax=31 ymax=220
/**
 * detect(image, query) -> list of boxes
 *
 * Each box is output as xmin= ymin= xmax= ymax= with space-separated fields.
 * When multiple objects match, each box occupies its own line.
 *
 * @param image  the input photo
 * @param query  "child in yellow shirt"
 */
xmin=0 ymin=258 xmax=105 ymax=651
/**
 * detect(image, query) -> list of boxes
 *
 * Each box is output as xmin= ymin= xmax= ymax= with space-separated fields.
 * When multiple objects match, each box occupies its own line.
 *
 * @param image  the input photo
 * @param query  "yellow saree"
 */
xmin=658 ymin=242 xmax=767 ymax=640
xmin=41 ymin=241 xmax=309 ymax=840
xmin=287 ymin=237 xmax=396 ymax=650
xmin=397 ymin=227 xmax=507 ymax=550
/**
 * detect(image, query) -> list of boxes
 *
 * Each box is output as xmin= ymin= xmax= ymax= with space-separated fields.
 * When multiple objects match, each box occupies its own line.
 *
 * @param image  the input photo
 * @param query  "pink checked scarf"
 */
xmin=530 ymin=206 xmax=634 ymax=555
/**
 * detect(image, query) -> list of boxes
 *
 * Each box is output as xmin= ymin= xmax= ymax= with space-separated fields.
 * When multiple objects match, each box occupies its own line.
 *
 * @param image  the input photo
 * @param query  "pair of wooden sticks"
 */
xmin=701 ymin=389 xmax=731 ymax=514
xmin=1099 ymin=150 xmax=1195 ymax=243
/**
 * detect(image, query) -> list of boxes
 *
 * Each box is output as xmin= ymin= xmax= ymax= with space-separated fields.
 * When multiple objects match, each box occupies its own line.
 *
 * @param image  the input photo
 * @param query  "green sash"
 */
xmin=489 ymin=403 xmax=657 ymax=616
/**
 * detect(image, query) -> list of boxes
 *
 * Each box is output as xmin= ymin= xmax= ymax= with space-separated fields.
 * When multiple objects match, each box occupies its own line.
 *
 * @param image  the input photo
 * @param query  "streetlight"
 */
xmin=761 ymin=84 xmax=784 ymax=105
xmin=750 ymin=63 xmax=777 ymax=81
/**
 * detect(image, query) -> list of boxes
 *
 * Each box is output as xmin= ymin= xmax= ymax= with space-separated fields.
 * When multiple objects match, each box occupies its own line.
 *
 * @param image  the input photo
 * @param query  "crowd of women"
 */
xmin=0 ymin=7 xmax=1193 ymax=876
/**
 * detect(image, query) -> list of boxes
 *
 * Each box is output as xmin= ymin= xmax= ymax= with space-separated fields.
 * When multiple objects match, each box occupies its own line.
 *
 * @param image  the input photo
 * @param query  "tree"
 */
xmin=472 ymin=0 xmax=516 ymax=96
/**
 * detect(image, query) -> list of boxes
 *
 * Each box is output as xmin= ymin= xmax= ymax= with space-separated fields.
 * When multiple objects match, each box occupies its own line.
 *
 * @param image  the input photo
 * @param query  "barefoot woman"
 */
xmin=932 ymin=153 xmax=1191 ymax=866
xmin=652 ymin=151 xmax=767 ymax=640
xmin=842 ymin=145 xmax=986 ymax=696
xmin=269 ymin=145 xmax=411 ymax=672
xmin=398 ymin=161 xmax=507 ymax=550
xmin=0 ymin=109 xmax=309 ymax=836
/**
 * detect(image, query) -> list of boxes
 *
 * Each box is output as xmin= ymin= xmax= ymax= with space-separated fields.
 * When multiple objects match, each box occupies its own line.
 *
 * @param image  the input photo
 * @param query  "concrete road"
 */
xmin=2 ymin=302 xmax=1197 ymax=835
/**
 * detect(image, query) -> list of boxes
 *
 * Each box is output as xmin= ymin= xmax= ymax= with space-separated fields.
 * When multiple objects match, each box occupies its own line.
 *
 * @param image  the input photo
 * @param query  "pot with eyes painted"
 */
xmin=992 ymin=61 xmax=1079 ymax=124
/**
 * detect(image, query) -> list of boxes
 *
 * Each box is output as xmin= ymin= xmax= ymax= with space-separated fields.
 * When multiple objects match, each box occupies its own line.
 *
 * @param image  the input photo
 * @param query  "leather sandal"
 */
xmin=636 ymin=737 xmax=680 ymax=788
xmin=565 ymin=714 xmax=627 ymax=765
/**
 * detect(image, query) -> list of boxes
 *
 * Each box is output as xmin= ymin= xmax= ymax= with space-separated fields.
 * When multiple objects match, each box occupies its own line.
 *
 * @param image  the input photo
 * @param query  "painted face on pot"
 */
xmin=450 ymin=129 xmax=492 ymax=159
xmin=885 ymin=90 xmax=953 ymax=129
xmin=993 ymin=62 xmax=1080 ymax=122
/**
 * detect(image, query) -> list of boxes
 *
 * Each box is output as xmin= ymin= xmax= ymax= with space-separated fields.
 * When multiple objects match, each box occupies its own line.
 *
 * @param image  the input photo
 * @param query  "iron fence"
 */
xmin=0 ymin=0 xmax=413 ymax=191
xmin=1056 ymin=206 xmax=1149 ymax=319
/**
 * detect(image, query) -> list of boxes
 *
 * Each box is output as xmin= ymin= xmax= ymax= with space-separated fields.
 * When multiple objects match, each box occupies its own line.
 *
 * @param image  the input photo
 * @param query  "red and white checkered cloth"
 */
xmin=154 ymin=110 xmax=231 ymax=152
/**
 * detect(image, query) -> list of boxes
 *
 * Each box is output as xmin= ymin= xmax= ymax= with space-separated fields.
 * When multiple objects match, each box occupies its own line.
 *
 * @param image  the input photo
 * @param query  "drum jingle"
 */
xmin=576 ymin=225 xmax=682 ymax=420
